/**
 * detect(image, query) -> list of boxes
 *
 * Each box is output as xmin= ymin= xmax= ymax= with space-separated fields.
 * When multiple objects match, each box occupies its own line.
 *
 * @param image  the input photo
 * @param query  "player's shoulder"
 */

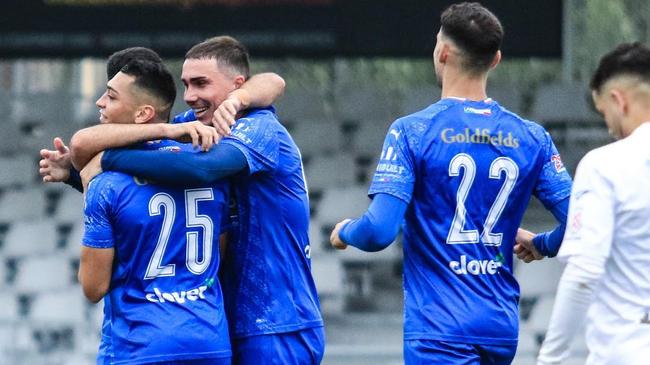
xmin=392 ymin=100 xmax=451 ymax=131
xmin=577 ymin=139 xmax=625 ymax=175
xmin=85 ymin=172 xmax=132 ymax=206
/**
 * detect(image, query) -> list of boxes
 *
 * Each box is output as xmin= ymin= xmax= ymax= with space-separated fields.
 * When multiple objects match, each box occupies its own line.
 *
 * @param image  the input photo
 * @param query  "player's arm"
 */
xmin=39 ymin=137 xmax=83 ymax=192
xmin=331 ymin=193 xmax=407 ymax=251
xmin=101 ymin=143 xmax=248 ymax=185
xmin=78 ymin=246 xmax=114 ymax=303
xmin=537 ymin=154 xmax=613 ymax=365
xmin=78 ymin=174 xmax=118 ymax=304
xmin=210 ymin=72 xmax=285 ymax=136
xmin=69 ymin=121 xmax=219 ymax=170
xmin=531 ymin=197 xmax=569 ymax=257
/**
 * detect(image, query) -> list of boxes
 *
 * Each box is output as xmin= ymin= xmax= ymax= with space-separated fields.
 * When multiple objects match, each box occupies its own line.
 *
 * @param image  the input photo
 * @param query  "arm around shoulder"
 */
xmin=240 ymin=72 xmax=286 ymax=108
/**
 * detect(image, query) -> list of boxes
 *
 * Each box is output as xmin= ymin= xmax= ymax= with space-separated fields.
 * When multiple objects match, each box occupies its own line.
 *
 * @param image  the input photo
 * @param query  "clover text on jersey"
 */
xmin=441 ymin=128 xmax=520 ymax=148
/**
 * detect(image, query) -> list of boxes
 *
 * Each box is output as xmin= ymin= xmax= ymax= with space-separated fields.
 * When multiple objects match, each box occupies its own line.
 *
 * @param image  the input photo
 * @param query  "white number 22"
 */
xmin=446 ymin=153 xmax=518 ymax=246
xmin=145 ymin=188 xmax=215 ymax=280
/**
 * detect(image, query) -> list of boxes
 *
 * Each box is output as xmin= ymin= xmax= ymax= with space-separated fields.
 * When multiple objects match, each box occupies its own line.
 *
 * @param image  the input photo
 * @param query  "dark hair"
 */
xmin=120 ymin=60 xmax=176 ymax=121
xmin=106 ymin=47 xmax=163 ymax=80
xmin=185 ymin=36 xmax=250 ymax=78
xmin=590 ymin=42 xmax=650 ymax=92
xmin=440 ymin=2 xmax=503 ymax=74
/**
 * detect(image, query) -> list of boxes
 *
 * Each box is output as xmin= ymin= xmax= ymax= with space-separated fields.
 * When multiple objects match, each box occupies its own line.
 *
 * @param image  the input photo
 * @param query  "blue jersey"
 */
xmin=172 ymin=109 xmax=197 ymax=124
xmin=219 ymin=107 xmax=323 ymax=338
xmin=83 ymin=140 xmax=231 ymax=364
xmin=369 ymin=98 xmax=572 ymax=345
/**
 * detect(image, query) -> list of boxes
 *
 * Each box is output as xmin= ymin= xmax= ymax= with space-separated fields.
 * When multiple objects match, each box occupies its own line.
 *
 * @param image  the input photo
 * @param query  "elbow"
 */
xmin=81 ymin=282 xmax=108 ymax=304
xmin=78 ymin=272 xmax=108 ymax=304
xmin=69 ymin=130 xmax=93 ymax=170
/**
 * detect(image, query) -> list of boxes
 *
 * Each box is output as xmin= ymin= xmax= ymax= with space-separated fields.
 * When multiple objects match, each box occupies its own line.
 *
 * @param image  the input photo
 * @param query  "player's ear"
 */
xmin=489 ymin=50 xmax=501 ymax=70
xmin=610 ymin=89 xmax=628 ymax=115
xmin=233 ymin=74 xmax=246 ymax=89
xmin=134 ymin=104 xmax=156 ymax=124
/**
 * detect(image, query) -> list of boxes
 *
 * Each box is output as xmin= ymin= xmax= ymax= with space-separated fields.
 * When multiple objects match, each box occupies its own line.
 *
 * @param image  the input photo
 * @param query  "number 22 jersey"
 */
xmin=369 ymin=98 xmax=572 ymax=345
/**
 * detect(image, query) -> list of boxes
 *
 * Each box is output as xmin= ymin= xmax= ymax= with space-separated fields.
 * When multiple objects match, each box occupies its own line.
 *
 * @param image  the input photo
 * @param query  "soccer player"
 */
xmin=38 ymin=46 xmax=285 ymax=190
xmin=329 ymin=3 xmax=572 ymax=364
xmin=537 ymin=42 xmax=650 ymax=365
xmin=79 ymin=59 xmax=232 ymax=364
xmin=72 ymin=36 xmax=324 ymax=365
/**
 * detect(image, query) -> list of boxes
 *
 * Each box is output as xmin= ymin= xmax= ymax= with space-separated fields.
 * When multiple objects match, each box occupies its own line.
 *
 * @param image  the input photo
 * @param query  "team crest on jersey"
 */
xmin=551 ymin=154 xmax=565 ymax=172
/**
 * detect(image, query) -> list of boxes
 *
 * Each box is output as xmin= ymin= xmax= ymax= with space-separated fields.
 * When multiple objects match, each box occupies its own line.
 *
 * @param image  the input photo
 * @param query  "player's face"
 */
xmin=592 ymin=89 xmax=624 ymax=139
xmin=182 ymin=58 xmax=238 ymax=125
xmin=95 ymin=72 xmax=139 ymax=124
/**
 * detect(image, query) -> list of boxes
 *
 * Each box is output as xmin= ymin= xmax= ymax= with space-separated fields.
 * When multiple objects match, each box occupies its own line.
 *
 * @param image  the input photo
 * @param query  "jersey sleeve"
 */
xmin=368 ymin=119 xmax=417 ymax=204
xmin=533 ymin=131 xmax=573 ymax=208
xmin=558 ymin=151 xmax=615 ymax=262
xmin=82 ymin=174 xmax=117 ymax=249
xmin=220 ymin=111 xmax=279 ymax=175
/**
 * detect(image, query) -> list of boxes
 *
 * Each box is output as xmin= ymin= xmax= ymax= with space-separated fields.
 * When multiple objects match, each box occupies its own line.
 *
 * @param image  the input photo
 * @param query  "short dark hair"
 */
xmin=440 ymin=2 xmax=503 ymax=74
xmin=185 ymin=36 xmax=250 ymax=79
xmin=120 ymin=59 xmax=176 ymax=121
xmin=590 ymin=42 xmax=650 ymax=92
xmin=106 ymin=47 xmax=163 ymax=80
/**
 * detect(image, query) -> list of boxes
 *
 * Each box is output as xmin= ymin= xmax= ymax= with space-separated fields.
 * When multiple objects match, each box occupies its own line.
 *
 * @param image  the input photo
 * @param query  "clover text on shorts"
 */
xmin=146 ymin=285 xmax=209 ymax=304
xmin=449 ymin=255 xmax=502 ymax=275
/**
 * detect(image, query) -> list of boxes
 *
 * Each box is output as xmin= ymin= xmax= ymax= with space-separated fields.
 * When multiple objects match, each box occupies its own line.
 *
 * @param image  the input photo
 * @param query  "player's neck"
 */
xmin=440 ymin=71 xmax=488 ymax=102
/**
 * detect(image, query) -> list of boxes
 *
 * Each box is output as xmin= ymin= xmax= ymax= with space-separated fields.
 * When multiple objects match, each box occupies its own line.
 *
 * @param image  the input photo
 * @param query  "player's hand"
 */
xmin=212 ymin=90 xmax=249 ymax=137
xmin=168 ymin=121 xmax=219 ymax=151
xmin=39 ymin=137 xmax=72 ymax=183
xmin=80 ymin=152 xmax=104 ymax=192
xmin=514 ymin=227 xmax=544 ymax=263
xmin=330 ymin=219 xmax=351 ymax=250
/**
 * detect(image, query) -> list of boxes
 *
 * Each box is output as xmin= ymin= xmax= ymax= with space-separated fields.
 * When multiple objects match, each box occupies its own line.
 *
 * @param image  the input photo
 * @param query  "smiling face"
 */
xmin=181 ymin=58 xmax=239 ymax=125
xmin=95 ymin=72 xmax=139 ymax=124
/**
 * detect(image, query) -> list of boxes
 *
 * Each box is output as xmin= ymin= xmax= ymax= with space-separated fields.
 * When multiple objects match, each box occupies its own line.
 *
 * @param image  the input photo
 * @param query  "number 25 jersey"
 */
xmin=369 ymin=98 xmax=572 ymax=345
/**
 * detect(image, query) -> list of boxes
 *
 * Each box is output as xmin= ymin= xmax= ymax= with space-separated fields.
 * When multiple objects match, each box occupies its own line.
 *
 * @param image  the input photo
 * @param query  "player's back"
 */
xmin=373 ymin=98 xmax=571 ymax=345
xmin=219 ymin=107 xmax=323 ymax=339
xmin=84 ymin=165 xmax=231 ymax=364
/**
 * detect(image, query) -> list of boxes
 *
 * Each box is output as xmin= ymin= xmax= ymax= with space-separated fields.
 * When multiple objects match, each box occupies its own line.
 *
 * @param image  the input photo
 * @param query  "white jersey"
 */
xmin=558 ymin=122 xmax=650 ymax=364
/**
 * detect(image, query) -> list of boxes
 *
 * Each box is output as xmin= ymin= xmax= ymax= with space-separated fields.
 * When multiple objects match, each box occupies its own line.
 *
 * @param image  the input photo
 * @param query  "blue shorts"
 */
xmin=232 ymin=326 xmax=325 ymax=365
xmin=404 ymin=339 xmax=517 ymax=365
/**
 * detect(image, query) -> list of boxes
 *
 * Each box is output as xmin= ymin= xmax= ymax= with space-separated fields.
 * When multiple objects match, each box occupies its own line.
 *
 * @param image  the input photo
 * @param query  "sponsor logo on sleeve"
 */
xmin=551 ymin=154 xmax=566 ymax=172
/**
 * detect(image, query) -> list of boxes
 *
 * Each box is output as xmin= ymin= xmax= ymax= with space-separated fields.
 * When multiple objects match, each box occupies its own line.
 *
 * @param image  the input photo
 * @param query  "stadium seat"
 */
xmin=2 ymin=220 xmax=59 ymax=258
xmin=275 ymin=89 xmax=330 ymax=122
xmin=350 ymin=119 xmax=392 ymax=158
xmin=398 ymin=86 xmax=441 ymax=116
xmin=0 ymin=291 xmax=20 ymax=322
xmin=65 ymin=222 xmax=84 ymax=258
xmin=304 ymin=153 xmax=358 ymax=192
xmin=334 ymin=87 xmax=397 ymax=122
xmin=291 ymin=120 xmax=344 ymax=158
xmin=311 ymin=255 xmax=345 ymax=315
xmin=29 ymin=289 xmax=85 ymax=325
xmin=0 ymin=155 xmax=36 ymax=189
xmin=54 ymin=189 xmax=84 ymax=223
xmin=487 ymin=83 xmax=526 ymax=115
xmin=526 ymin=295 xmax=556 ymax=336
xmin=530 ymin=83 xmax=599 ymax=124
xmin=13 ymin=254 xmax=74 ymax=292
xmin=317 ymin=186 xmax=370 ymax=226
xmin=515 ymin=258 xmax=565 ymax=300
xmin=0 ymin=187 xmax=47 ymax=222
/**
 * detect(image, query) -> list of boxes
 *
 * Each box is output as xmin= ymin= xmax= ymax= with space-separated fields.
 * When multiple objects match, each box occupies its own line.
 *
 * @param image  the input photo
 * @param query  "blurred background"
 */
xmin=1 ymin=0 xmax=649 ymax=364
